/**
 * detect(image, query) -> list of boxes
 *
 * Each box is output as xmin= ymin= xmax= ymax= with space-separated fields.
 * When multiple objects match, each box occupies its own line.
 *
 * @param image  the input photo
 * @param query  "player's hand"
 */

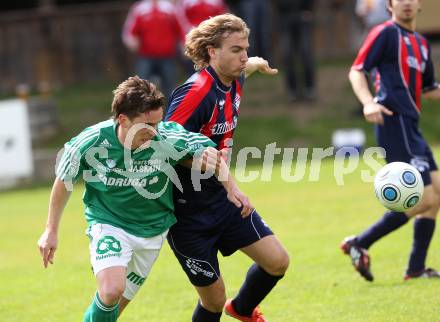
xmin=37 ymin=229 xmax=58 ymax=268
xmin=363 ymin=101 xmax=393 ymax=125
xmin=246 ymin=57 xmax=278 ymax=76
xmin=200 ymin=147 xmax=221 ymax=173
xmin=227 ymin=186 xmax=254 ymax=218
xmin=219 ymin=148 xmax=231 ymax=163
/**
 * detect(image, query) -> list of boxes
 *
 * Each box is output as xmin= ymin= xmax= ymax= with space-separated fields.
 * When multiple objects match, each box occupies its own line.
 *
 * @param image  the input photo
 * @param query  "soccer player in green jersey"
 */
xmin=37 ymin=76 xmax=235 ymax=322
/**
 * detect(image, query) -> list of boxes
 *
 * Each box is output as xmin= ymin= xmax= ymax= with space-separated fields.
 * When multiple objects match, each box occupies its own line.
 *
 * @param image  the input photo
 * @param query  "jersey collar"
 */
xmin=393 ymin=21 xmax=415 ymax=34
xmin=206 ymin=65 xmax=232 ymax=92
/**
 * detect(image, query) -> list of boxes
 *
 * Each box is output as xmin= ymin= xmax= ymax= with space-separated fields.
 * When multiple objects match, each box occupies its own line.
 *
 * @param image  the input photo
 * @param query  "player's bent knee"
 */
xmin=434 ymin=191 xmax=440 ymax=208
xmin=201 ymin=295 xmax=226 ymax=312
xmin=99 ymin=283 xmax=125 ymax=305
xmin=197 ymin=279 xmax=226 ymax=312
xmin=421 ymin=192 xmax=439 ymax=213
xmin=427 ymin=194 xmax=440 ymax=218
xmin=429 ymin=197 xmax=440 ymax=214
xmin=274 ymin=250 xmax=290 ymax=276
xmin=264 ymin=249 xmax=290 ymax=276
xmin=199 ymin=288 xmax=226 ymax=312
xmin=408 ymin=187 xmax=438 ymax=217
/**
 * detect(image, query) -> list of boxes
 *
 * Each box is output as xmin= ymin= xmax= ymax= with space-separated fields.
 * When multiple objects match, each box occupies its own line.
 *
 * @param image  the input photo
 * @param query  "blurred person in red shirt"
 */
xmin=177 ymin=0 xmax=228 ymax=74
xmin=123 ymin=0 xmax=183 ymax=97
xmin=178 ymin=0 xmax=227 ymax=32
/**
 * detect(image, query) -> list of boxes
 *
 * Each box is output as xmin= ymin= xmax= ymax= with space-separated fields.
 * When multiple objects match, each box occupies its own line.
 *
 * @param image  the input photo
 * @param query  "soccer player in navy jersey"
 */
xmin=164 ymin=14 xmax=289 ymax=322
xmin=341 ymin=0 xmax=440 ymax=282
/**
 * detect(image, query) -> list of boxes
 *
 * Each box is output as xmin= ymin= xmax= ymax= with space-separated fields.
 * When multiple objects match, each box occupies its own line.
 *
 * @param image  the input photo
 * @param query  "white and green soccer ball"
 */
xmin=374 ymin=162 xmax=424 ymax=212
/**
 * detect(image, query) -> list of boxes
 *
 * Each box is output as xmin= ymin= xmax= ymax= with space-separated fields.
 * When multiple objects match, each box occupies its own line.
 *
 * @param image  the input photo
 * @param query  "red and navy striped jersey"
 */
xmin=352 ymin=20 xmax=438 ymax=120
xmin=165 ymin=65 xmax=244 ymax=211
xmin=166 ymin=65 xmax=244 ymax=149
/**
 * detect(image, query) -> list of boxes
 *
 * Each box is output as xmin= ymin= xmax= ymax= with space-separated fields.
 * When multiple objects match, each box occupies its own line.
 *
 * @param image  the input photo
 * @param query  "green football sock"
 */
xmin=83 ymin=292 xmax=119 ymax=322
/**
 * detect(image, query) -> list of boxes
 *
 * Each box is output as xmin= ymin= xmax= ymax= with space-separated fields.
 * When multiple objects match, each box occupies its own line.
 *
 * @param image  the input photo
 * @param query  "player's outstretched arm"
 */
xmin=37 ymin=177 xmax=71 ymax=268
xmin=349 ymin=69 xmax=393 ymax=125
xmin=244 ymin=56 xmax=278 ymax=78
xmin=424 ymin=85 xmax=440 ymax=100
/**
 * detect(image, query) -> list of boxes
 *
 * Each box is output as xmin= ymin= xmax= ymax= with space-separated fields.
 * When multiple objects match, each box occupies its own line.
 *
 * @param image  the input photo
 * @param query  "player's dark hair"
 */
xmin=111 ymin=76 xmax=165 ymax=119
xmin=185 ymin=13 xmax=249 ymax=71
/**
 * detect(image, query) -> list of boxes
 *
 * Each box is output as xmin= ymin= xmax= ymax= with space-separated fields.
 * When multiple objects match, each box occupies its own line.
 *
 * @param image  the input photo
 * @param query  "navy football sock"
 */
xmin=192 ymin=301 xmax=221 ymax=322
xmin=232 ymin=264 xmax=284 ymax=317
xmin=407 ymin=217 xmax=436 ymax=274
xmin=356 ymin=211 xmax=409 ymax=249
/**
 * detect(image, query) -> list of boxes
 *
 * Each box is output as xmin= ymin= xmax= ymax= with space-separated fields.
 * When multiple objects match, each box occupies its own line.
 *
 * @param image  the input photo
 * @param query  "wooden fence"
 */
xmin=0 ymin=0 xmax=363 ymax=93
xmin=0 ymin=2 xmax=133 ymax=92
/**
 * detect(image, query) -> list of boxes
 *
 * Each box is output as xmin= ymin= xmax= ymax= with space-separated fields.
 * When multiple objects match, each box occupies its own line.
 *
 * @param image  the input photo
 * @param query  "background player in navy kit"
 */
xmin=165 ymin=14 xmax=289 ymax=322
xmin=341 ymin=0 xmax=440 ymax=281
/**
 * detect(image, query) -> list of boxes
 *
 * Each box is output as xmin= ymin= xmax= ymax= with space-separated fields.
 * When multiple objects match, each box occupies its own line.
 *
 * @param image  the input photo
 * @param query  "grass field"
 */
xmin=2 ymin=155 xmax=440 ymax=322
xmin=3 ymin=60 xmax=440 ymax=321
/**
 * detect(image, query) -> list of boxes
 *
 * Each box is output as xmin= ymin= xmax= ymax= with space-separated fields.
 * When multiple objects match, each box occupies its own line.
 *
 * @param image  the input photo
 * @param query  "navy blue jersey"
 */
xmin=352 ymin=21 xmax=438 ymax=120
xmin=165 ymin=65 xmax=244 ymax=212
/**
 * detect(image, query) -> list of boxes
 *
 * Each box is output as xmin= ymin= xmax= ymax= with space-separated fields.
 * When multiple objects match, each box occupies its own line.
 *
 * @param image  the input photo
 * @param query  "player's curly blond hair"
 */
xmin=111 ymin=76 xmax=165 ymax=119
xmin=185 ymin=13 xmax=249 ymax=71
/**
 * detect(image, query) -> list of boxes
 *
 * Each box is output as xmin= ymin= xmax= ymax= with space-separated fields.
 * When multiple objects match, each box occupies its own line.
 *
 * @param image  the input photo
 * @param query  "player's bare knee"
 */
xmin=409 ymin=189 xmax=437 ymax=217
xmin=275 ymin=250 xmax=290 ymax=275
xmin=430 ymin=199 xmax=440 ymax=216
xmin=211 ymin=296 xmax=226 ymax=312
xmin=427 ymin=194 xmax=440 ymax=218
xmin=198 ymin=280 xmax=226 ymax=312
xmin=201 ymin=294 xmax=226 ymax=312
xmin=264 ymin=249 xmax=290 ymax=276
xmin=99 ymin=283 xmax=125 ymax=305
xmin=434 ymin=190 xmax=440 ymax=208
xmin=423 ymin=193 xmax=438 ymax=213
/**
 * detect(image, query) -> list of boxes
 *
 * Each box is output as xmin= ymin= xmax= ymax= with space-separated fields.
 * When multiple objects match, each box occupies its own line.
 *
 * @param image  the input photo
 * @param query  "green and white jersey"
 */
xmin=56 ymin=120 xmax=216 ymax=237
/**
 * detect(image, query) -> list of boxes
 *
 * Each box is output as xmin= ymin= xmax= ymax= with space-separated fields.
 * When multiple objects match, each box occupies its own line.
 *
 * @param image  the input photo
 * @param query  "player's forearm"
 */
xmin=216 ymin=159 xmax=239 ymax=196
xmin=349 ymin=69 xmax=375 ymax=105
xmin=215 ymin=157 xmax=230 ymax=181
xmin=45 ymin=177 xmax=71 ymax=234
xmin=244 ymin=57 xmax=278 ymax=78
xmin=423 ymin=85 xmax=440 ymax=100
xmin=219 ymin=172 xmax=237 ymax=193
xmin=244 ymin=65 xmax=255 ymax=78
xmin=182 ymin=152 xmax=234 ymax=191
xmin=244 ymin=57 xmax=260 ymax=78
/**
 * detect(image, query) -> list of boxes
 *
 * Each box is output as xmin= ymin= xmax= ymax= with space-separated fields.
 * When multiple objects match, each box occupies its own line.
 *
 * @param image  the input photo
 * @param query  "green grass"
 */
xmin=2 ymin=154 xmax=440 ymax=322
xmin=3 ymin=59 xmax=440 ymax=321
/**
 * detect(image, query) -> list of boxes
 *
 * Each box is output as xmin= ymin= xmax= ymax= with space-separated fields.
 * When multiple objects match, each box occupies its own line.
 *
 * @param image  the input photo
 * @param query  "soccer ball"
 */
xmin=374 ymin=162 xmax=424 ymax=212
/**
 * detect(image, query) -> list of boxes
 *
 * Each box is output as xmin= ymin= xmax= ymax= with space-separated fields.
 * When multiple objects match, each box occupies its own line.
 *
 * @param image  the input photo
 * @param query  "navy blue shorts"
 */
xmin=167 ymin=201 xmax=273 ymax=287
xmin=375 ymin=114 xmax=437 ymax=186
